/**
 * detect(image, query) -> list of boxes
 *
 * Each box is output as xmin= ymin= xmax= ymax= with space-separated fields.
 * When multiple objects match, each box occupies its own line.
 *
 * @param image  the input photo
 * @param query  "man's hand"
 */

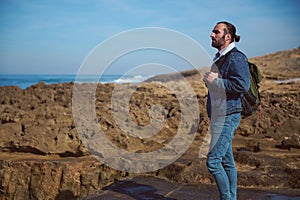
xmin=204 ymin=72 xmax=218 ymax=83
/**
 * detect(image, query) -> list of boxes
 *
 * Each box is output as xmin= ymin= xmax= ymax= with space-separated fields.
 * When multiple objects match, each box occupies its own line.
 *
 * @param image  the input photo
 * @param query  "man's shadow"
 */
xmin=103 ymin=180 xmax=176 ymax=200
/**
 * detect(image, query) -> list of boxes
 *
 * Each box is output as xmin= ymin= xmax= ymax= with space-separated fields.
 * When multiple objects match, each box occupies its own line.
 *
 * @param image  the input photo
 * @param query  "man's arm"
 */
xmin=205 ymin=53 xmax=250 ymax=94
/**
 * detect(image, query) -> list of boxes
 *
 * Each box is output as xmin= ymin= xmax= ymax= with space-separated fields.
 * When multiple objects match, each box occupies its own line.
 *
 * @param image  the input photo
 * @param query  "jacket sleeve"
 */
xmin=211 ymin=52 xmax=250 ymax=94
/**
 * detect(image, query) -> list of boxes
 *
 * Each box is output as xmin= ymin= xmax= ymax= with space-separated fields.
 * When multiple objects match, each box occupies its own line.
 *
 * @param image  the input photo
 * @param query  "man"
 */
xmin=203 ymin=21 xmax=250 ymax=200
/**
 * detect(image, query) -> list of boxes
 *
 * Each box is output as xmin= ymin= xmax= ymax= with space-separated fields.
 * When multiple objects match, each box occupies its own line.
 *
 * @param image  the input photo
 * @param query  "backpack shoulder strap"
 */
xmin=248 ymin=62 xmax=263 ymax=84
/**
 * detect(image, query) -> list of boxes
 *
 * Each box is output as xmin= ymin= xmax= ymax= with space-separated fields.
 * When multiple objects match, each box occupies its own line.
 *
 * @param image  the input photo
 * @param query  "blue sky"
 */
xmin=0 ymin=0 xmax=299 ymax=74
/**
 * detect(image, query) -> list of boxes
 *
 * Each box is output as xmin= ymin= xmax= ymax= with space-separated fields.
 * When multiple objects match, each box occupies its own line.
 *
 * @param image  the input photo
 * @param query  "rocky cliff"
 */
xmin=0 ymin=47 xmax=299 ymax=199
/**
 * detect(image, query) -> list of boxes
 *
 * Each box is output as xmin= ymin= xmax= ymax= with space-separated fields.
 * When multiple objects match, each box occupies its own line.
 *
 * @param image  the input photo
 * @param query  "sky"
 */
xmin=0 ymin=0 xmax=300 ymax=75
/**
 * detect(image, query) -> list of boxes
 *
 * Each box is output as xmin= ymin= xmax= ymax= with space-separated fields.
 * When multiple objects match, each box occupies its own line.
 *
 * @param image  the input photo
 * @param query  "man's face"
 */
xmin=210 ymin=23 xmax=227 ymax=49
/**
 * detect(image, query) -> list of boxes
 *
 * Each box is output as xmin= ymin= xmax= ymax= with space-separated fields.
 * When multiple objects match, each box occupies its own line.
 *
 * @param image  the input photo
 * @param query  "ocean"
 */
xmin=0 ymin=74 xmax=150 ymax=89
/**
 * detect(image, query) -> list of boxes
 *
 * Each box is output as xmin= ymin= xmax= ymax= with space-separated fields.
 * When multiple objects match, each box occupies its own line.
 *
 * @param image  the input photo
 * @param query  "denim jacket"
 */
xmin=206 ymin=47 xmax=250 ymax=119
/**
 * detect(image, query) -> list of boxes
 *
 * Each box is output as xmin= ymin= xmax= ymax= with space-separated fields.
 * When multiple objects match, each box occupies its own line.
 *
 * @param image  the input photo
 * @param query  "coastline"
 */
xmin=0 ymin=74 xmax=151 ymax=89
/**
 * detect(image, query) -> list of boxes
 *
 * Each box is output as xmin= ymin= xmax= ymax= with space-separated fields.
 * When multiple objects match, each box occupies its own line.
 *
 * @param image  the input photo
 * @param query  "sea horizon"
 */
xmin=0 ymin=74 xmax=151 ymax=89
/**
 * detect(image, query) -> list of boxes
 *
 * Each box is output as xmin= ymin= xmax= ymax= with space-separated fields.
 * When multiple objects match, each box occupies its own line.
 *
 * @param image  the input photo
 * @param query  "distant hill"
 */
xmin=249 ymin=47 xmax=300 ymax=80
xmin=145 ymin=47 xmax=300 ymax=82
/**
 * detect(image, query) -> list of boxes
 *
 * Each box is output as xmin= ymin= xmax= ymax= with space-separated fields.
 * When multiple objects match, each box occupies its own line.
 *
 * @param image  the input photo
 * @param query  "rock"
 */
xmin=0 ymin=155 xmax=124 ymax=199
xmin=276 ymin=134 xmax=300 ymax=150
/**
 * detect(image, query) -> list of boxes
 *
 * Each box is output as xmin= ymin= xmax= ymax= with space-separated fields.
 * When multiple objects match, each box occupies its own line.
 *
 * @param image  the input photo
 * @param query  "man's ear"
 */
xmin=225 ymin=33 xmax=231 ymax=42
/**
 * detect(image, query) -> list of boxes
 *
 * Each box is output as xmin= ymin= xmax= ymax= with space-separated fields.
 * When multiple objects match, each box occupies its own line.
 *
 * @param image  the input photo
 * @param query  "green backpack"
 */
xmin=241 ymin=62 xmax=263 ymax=117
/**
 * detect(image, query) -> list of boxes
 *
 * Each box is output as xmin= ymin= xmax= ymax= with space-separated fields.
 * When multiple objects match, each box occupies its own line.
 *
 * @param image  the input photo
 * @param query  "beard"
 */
xmin=211 ymin=34 xmax=226 ymax=49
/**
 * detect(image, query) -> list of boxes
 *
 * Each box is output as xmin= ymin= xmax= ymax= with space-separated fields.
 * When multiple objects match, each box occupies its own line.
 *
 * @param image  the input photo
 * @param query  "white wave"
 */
xmin=114 ymin=75 xmax=151 ymax=84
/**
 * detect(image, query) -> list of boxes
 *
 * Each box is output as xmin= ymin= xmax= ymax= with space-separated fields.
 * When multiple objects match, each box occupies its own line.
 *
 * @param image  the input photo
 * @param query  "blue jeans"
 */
xmin=206 ymin=113 xmax=241 ymax=200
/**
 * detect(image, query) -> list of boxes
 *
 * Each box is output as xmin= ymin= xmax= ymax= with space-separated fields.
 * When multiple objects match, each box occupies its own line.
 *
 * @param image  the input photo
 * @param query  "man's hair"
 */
xmin=217 ymin=21 xmax=240 ymax=43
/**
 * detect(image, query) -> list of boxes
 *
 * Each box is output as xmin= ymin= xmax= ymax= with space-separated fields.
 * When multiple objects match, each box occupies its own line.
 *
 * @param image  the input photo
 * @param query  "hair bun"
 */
xmin=235 ymin=35 xmax=240 ymax=42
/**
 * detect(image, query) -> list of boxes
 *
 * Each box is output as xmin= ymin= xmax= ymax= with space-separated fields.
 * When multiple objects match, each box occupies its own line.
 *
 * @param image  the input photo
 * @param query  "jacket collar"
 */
xmin=213 ymin=42 xmax=236 ymax=63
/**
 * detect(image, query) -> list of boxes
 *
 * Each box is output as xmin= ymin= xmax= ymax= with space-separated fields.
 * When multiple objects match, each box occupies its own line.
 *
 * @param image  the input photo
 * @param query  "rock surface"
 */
xmin=84 ymin=176 xmax=300 ymax=200
xmin=0 ymin=47 xmax=300 ymax=199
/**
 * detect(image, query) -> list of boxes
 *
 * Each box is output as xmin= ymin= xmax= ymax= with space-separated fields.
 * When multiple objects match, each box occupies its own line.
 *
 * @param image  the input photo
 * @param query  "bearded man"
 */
xmin=203 ymin=21 xmax=250 ymax=200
